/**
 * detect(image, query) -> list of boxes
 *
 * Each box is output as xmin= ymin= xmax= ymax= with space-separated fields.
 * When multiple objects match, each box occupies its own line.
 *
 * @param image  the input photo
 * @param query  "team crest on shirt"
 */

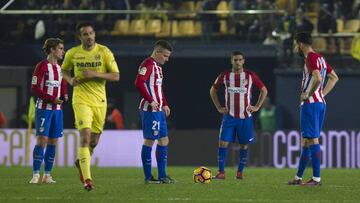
xmin=39 ymin=127 xmax=44 ymax=133
xmin=241 ymin=79 xmax=248 ymax=86
xmin=153 ymin=130 xmax=159 ymax=136
xmin=94 ymin=54 xmax=101 ymax=60
xmin=156 ymin=78 xmax=163 ymax=85
xmin=79 ymin=120 xmax=83 ymax=126
xmin=31 ymin=76 xmax=37 ymax=84
xmin=139 ymin=67 xmax=147 ymax=75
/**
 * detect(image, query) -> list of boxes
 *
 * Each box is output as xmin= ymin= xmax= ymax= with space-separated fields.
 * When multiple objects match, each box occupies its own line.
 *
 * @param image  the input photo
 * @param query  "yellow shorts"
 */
xmin=72 ymin=103 xmax=107 ymax=134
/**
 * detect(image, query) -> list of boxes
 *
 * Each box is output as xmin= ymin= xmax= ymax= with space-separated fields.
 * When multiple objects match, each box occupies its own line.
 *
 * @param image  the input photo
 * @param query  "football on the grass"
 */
xmin=193 ymin=166 xmax=212 ymax=184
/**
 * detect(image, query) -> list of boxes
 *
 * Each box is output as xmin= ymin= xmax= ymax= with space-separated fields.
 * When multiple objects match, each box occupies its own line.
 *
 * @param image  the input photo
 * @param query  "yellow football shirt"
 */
xmin=62 ymin=43 xmax=119 ymax=107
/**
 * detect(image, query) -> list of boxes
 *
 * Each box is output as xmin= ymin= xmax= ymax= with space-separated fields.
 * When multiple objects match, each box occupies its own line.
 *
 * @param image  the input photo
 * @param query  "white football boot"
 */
xmin=42 ymin=174 xmax=56 ymax=184
xmin=29 ymin=174 xmax=40 ymax=184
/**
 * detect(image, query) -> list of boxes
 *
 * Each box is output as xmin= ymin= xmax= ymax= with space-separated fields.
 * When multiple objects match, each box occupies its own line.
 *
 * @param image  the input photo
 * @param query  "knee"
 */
xmin=144 ymin=139 xmax=154 ymax=147
xmin=219 ymin=140 xmax=229 ymax=148
xmin=89 ymin=139 xmax=98 ymax=149
xmin=158 ymin=137 xmax=169 ymax=146
xmin=302 ymin=138 xmax=309 ymax=147
xmin=47 ymin=138 xmax=58 ymax=145
xmin=309 ymin=138 xmax=319 ymax=145
xmin=239 ymin=144 xmax=248 ymax=150
xmin=80 ymin=129 xmax=91 ymax=146
xmin=37 ymin=136 xmax=47 ymax=148
xmin=80 ymin=138 xmax=90 ymax=147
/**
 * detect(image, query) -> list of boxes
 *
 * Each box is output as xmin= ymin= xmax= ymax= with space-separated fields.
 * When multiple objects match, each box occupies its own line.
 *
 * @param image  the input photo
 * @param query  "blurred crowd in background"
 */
xmin=0 ymin=0 xmax=359 ymax=46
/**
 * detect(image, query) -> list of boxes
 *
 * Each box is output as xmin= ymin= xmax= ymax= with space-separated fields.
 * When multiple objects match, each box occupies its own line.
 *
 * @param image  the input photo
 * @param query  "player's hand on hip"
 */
xmin=54 ymin=97 xmax=64 ymax=105
xmin=247 ymin=105 xmax=259 ymax=113
xmin=163 ymin=105 xmax=171 ymax=117
xmin=300 ymin=92 xmax=309 ymax=101
xmin=150 ymin=101 xmax=159 ymax=111
xmin=217 ymin=107 xmax=227 ymax=114
xmin=71 ymin=77 xmax=80 ymax=86
xmin=64 ymin=94 xmax=69 ymax=102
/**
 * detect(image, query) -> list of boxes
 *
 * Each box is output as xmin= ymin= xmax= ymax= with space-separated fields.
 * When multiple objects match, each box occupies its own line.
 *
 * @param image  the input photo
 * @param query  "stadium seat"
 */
xmin=219 ymin=20 xmax=228 ymax=35
xmin=288 ymin=0 xmax=296 ymax=14
xmin=312 ymin=37 xmax=327 ymax=53
xmin=308 ymin=16 xmax=318 ymax=33
xmin=275 ymin=0 xmax=287 ymax=10
xmin=342 ymin=19 xmax=360 ymax=33
xmin=170 ymin=20 xmax=180 ymax=37
xmin=129 ymin=19 xmax=146 ymax=36
xmin=339 ymin=38 xmax=353 ymax=54
xmin=194 ymin=21 xmax=202 ymax=36
xmin=155 ymin=20 xmax=171 ymax=37
xmin=110 ymin=20 xmax=129 ymax=36
xmin=275 ymin=0 xmax=296 ymax=13
xmin=195 ymin=1 xmax=203 ymax=12
xmin=175 ymin=1 xmax=196 ymax=19
xmin=178 ymin=20 xmax=195 ymax=37
xmin=336 ymin=19 xmax=344 ymax=33
xmin=146 ymin=19 xmax=162 ymax=35
xmin=308 ymin=2 xmax=320 ymax=12
xmin=216 ymin=0 xmax=229 ymax=18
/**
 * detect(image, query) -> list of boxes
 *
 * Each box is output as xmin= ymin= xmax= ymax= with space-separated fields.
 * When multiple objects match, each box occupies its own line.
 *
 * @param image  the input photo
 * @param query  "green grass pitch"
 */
xmin=1 ymin=166 xmax=359 ymax=202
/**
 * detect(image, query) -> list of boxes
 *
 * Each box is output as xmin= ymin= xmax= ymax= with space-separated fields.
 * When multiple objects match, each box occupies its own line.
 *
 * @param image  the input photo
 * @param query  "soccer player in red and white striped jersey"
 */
xmin=32 ymin=56 xmax=67 ymax=110
xmin=135 ymin=40 xmax=175 ymax=184
xmin=136 ymin=55 xmax=168 ymax=113
xmin=288 ymin=32 xmax=338 ymax=186
xmin=210 ymin=51 xmax=268 ymax=180
xmin=29 ymin=38 xmax=67 ymax=184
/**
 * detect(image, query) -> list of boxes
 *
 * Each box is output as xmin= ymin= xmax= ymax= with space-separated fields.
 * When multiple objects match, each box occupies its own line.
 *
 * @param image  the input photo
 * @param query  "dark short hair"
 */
xmin=76 ymin=22 xmax=95 ymax=35
xmin=42 ymin=38 xmax=63 ymax=54
xmin=295 ymin=32 xmax=312 ymax=45
xmin=231 ymin=51 xmax=244 ymax=58
xmin=154 ymin=40 xmax=173 ymax=52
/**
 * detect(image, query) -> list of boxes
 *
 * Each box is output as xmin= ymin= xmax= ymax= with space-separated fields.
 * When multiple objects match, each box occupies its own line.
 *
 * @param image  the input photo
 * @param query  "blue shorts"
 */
xmin=300 ymin=103 xmax=326 ymax=138
xmin=35 ymin=109 xmax=63 ymax=138
xmin=140 ymin=110 xmax=168 ymax=140
xmin=219 ymin=114 xmax=254 ymax=144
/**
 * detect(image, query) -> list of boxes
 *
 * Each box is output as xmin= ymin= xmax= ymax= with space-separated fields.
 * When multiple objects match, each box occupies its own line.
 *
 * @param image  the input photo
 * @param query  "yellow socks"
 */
xmin=79 ymin=147 xmax=92 ymax=181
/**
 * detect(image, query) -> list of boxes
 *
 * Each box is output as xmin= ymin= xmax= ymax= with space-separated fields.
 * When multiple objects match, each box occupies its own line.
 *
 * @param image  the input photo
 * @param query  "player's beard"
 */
xmin=232 ymin=65 xmax=242 ymax=72
xmin=297 ymin=47 xmax=304 ymax=58
xmin=85 ymin=38 xmax=95 ymax=48
xmin=298 ymin=51 xmax=305 ymax=57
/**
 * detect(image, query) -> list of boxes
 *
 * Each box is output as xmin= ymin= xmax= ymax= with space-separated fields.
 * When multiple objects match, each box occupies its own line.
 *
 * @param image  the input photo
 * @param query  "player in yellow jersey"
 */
xmin=62 ymin=22 xmax=120 ymax=191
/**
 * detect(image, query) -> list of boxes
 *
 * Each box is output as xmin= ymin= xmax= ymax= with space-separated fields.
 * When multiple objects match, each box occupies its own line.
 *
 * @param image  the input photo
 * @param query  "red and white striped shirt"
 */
xmin=135 ymin=57 xmax=168 ymax=112
xmin=213 ymin=69 xmax=264 ymax=119
xmin=301 ymin=52 xmax=333 ymax=105
xmin=31 ymin=60 xmax=67 ymax=110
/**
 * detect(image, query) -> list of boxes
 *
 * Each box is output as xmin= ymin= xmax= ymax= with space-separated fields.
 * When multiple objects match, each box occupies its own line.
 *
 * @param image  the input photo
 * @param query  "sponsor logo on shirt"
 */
xmin=156 ymin=78 xmax=162 ymax=85
xmin=139 ymin=67 xmax=147 ymax=75
xmin=228 ymin=87 xmax=247 ymax=93
xmin=76 ymin=62 xmax=102 ymax=68
xmin=241 ymin=79 xmax=248 ymax=86
xmin=45 ymin=80 xmax=60 ymax=87
xmin=75 ymin=56 xmax=85 ymax=60
xmin=32 ymin=76 xmax=37 ymax=85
